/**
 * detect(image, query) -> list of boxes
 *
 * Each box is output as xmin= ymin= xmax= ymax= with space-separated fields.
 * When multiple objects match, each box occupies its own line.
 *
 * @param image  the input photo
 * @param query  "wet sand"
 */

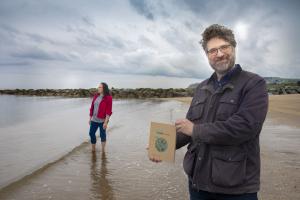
xmin=260 ymin=95 xmax=300 ymax=200
xmin=0 ymin=143 xmax=188 ymax=200
xmin=0 ymin=95 xmax=299 ymax=200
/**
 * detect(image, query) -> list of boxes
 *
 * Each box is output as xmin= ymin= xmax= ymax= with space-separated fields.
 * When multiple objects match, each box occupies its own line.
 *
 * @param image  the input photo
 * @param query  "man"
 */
xmin=151 ymin=24 xmax=268 ymax=200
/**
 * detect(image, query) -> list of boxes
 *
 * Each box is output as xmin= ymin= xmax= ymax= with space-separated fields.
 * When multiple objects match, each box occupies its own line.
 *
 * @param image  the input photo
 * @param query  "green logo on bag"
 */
xmin=155 ymin=137 xmax=168 ymax=152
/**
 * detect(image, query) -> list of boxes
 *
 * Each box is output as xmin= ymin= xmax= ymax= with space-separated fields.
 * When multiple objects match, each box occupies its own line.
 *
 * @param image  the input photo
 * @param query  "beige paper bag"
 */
xmin=148 ymin=122 xmax=176 ymax=162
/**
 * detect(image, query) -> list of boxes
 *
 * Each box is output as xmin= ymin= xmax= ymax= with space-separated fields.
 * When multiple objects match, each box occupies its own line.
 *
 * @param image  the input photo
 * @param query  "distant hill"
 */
xmin=263 ymin=77 xmax=300 ymax=84
xmin=187 ymin=83 xmax=200 ymax=89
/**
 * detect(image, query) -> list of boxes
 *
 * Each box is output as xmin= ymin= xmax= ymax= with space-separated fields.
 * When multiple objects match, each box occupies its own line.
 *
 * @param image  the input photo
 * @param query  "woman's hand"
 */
xmin=103 ymin=116 xmax=109 ymax=130
xmin=103 ymin=122 xmax=108 ymax=130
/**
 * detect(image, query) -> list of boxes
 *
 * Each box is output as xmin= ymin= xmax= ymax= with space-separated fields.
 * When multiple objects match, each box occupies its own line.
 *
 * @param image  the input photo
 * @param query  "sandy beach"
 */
xmin=0 ymin=95 xmax=299 ymax=200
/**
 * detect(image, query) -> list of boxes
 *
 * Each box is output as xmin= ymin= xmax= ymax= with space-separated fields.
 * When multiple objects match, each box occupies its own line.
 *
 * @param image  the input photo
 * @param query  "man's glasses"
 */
xmin=206 ymin=44 xmax=232 ymax=57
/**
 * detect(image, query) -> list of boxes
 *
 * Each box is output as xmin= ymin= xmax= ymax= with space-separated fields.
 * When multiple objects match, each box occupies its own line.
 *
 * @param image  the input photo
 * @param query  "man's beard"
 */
xmin=210 ymin=54 xmax=235 ymax=76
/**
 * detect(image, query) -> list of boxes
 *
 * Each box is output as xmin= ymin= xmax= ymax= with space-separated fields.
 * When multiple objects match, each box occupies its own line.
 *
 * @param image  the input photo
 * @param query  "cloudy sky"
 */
xmin=0 ymin=0 xmax=299 ymax=89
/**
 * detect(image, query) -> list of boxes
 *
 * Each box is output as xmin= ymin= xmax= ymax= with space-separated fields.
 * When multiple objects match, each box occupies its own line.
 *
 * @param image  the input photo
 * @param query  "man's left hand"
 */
xmin=175 ymin=119 xmax=194 ymax=136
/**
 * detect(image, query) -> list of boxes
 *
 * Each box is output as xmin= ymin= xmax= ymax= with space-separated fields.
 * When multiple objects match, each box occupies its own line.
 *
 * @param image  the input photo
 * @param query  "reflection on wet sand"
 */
xmin=90 ymin=152 xmax=115 ymax=200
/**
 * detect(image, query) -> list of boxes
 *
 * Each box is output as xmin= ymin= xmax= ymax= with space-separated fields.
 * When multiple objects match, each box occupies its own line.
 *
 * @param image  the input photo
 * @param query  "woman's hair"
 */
xmin=200 ymin=24 xmax=236 ymax=51
xmin=101 ymin=82 xmax=110 ymax=96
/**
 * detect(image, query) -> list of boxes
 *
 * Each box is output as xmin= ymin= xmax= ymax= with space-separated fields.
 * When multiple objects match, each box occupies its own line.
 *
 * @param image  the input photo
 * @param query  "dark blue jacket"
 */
xmin=176 ymin=65 xmax=268 ymax=194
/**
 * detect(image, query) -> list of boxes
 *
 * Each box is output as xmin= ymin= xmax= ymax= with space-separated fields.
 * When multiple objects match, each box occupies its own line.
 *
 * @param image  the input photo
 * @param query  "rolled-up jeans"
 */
xmin=189 ymin=181 xmax=258 ymax=200
xmin=89 ymin=121 xmax=106 ymax=144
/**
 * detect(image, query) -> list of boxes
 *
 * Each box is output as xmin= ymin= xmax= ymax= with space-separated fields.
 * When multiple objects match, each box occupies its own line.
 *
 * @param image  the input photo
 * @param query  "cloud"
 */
xmin=129 ymin=0 xmax=154 ymax=20
xmin=81 ymin=16 xmax=95 ymax=27
xmin=0 ymin=0 xmax=299 ymax=89
xmin=75 ymin=32 xmax=126 ymax=50
xmin=0 ymin=61 xmax=31 ymax=67
xmin=10 ymin=47 xmax=69 ymax=61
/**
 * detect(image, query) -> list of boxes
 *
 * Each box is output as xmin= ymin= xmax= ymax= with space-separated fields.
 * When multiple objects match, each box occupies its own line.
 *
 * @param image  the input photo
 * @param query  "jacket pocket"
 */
xmin=187 ymin=97 xmax=206 ymax=121
xmin=211 ymin=150 xmax=246 ymax=187
xmin=216 ymin=95 xmax=239 ymax=120
xmin=183 ymin=144 xmax=198 ymax=177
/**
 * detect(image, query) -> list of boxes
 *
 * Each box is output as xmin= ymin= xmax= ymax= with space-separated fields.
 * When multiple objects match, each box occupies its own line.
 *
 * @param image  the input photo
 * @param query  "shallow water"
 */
xmin=0 ymin=95 xmax=89 ymax=128
xmin=0 ymin=95 xmax=189 ymax=199
xmin=0 ymin=95 xmax=91 ymax=188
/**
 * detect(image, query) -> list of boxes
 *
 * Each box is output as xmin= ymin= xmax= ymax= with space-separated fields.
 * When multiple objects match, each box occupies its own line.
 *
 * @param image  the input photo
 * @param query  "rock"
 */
xmin=1 ymin=84 xmax=299 ymax=98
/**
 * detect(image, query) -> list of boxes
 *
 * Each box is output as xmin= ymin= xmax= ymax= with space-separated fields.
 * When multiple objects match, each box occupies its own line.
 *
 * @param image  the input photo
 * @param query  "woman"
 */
xmin=89 ymin=82 xmax=112 ymax=152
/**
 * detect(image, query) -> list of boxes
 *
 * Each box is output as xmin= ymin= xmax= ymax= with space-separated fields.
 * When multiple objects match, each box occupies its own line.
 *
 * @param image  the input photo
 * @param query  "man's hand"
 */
xmin=149 ymin=156 xmax=162 ymax=163
xmin=175 ymin=119 xmax=194 ymax=136
xmin=146 ymin=146 xmax=162 ymax=163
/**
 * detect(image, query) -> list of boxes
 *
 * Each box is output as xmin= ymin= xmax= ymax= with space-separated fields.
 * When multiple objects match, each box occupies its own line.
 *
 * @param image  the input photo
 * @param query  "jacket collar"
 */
xmin=201 ymin=64 xmax=242 ymax=94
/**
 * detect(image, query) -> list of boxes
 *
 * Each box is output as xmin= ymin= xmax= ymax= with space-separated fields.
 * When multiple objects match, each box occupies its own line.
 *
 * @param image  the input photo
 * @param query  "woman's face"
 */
xmin=98 ymin=84 xmax=103 ymax=94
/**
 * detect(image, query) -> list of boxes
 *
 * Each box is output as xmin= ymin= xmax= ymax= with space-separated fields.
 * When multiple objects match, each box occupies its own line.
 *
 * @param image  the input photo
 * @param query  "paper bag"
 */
xmin=148 ymin=122 xmax=176 ymax=162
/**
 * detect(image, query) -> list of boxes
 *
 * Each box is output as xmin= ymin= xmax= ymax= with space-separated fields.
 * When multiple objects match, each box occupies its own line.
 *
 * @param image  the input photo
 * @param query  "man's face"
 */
xmin=206 ymin=37 xmax=236 ymax=76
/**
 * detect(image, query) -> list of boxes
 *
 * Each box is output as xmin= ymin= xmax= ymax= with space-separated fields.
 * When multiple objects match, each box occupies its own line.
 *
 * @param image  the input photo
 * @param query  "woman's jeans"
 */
xmin=189 ymin=181 xmax=258 ymax=200
xmin=89 ymin=121 xmax=106 ymax=144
